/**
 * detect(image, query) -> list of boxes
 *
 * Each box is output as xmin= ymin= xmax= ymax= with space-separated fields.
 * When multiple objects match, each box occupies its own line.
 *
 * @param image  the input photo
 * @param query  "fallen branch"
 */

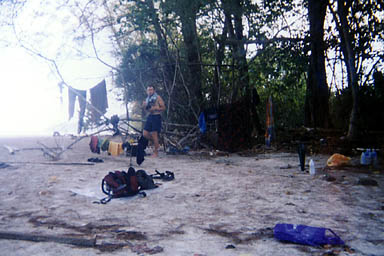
xmin=0 ymin=230 xmax=96 ymax=247
xmin=3 ymin=145 xmax=19 ymax=154
xmin=35 ymin=128 xmax=110 ymax=161
xmin=163 ymin=135 xmax=182 ymax=150
xmin=3 ymin=145 xmax=64 ymax=155
xmin=2 ymin=161 xmax=94 ymax=166
xmin=37 ymin=142 xmax=61 ymax=160
xmin=178 ymin=126 xmax=198 ymax=146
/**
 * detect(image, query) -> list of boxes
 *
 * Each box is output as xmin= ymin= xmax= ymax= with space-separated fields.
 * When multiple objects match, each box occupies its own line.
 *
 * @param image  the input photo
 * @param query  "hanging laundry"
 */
xmin=68 ymin=87 xmax=87 ymax=134
xmin=89 ymin=136 xmax=100 ymax=154
xmin=90 ymin=79 xmax=108 ymax=121
xmin=68 ymin=87 xmax=76 ymax=119
xmin=100 ymin=138 xmax=110 ymax=152
xmin=68 ymin=87 xmax=86 ymax=119
xmin=89 ymin=136 xmax=110 ymax=154
xmin=265 ymin=95 xmax=275 ymax=147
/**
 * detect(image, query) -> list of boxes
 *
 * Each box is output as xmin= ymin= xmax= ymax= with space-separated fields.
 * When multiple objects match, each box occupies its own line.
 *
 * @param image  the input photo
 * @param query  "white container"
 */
xmin=360 ymin=151 xmax=367 ymax=165
xmin=309 ymin=159 xmax=316 ymax=175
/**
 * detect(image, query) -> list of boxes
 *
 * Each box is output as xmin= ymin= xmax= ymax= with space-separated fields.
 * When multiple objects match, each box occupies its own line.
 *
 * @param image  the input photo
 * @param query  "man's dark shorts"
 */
xmin=144 ymin=114 xmax=162 ymax=133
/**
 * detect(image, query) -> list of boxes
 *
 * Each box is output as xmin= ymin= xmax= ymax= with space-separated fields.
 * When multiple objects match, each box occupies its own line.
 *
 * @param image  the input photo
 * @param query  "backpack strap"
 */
xmin=100 ymin=194 xmax=112 ymax=204
xmin=100 ymin=185 xmax=113 ymax=204
xmin=164 ymin=171 xmax=175 ymax=181
xmin=99 ymin=190 xmax=146 ymax=204
xmin=151 ymin=170 xmax=175 ymax=181
xmin=138 ymin=191 xmax=147 ymax=197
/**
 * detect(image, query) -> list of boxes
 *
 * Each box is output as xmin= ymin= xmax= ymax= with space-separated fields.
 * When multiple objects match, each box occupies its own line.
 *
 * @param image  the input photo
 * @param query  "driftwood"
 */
xmin=34 ymin=128 xmax=111 ymax=161
xmin=3 ymin=145 xmax=64 ymax=157
xmin=37 ymin=134 xmax=90 ymax=161
xmin=122 ymin=117 xmax=195 ymax=128
xmin=3 ymin=145 xmax=18 ymax=154
xmin=0 ymin=230 xmax=136 ymax=252
xmin=178 ymin=126 xmax=198 ymax=146
xmin=2 ymin=161 xmax=94 ymax=166
xmin=0 ymin=230 xmax=96 ymax=247
xmin=36 ymin=142 xmax=62 ymax=160
xmin=162 ymin=125 xmax=200 ymax=151
xmin=117 ymin=116 xmax=201 ymax=151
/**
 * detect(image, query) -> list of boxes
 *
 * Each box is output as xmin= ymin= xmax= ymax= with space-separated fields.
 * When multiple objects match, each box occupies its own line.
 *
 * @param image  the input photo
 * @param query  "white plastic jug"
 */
xmin=309 ymin=159 xmax=315 ymax=175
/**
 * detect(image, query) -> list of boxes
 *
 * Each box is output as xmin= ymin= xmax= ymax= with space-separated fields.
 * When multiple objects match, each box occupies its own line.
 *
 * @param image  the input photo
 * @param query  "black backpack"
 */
xmin=136 ymin=169 xmax=158 ymax=190
xmin=101 ymin=167 xmax=144 ymax=204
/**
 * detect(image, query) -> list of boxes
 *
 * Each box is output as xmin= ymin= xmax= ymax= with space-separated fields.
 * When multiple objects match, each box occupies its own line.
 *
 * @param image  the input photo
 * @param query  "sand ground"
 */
xmin=0 ymin=135 xmax=383 ymax=256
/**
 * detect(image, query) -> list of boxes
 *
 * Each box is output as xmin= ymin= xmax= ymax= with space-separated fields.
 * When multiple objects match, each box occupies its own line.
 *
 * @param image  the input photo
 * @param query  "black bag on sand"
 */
xmin=137 ymin=169 xmax=158 ymax=190
xmin=100 ymin=167 xmax=145 ymax=204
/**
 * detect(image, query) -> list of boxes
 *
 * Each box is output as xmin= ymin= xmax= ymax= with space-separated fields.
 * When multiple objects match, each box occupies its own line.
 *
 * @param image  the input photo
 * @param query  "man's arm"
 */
xmin=156 ymin=96 xmax=166 ymax=112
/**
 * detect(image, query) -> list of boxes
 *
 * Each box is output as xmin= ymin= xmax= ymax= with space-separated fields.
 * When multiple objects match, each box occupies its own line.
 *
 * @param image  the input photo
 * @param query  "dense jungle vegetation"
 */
xmin=2 ymin=0 xmax=383 ymax=146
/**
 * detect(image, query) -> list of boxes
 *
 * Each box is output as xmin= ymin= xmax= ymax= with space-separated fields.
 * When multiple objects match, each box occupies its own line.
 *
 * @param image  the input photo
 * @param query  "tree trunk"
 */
xmin=305 ymin=0 xmax=330 ymax=128
xmin=223 ymin=0 xmax=250 ymax=102
xmin=213 ymin=16 xmax=229 ymax=108
xmin=145 ymin=0 xmax=173 ymax=77
xmin=337 ymin=0 xmax=360 ymax=139
xmin=145 ymin=0 xmax=175 ymax=126
xmin=178 ymin=2 xmax=203 ymax=115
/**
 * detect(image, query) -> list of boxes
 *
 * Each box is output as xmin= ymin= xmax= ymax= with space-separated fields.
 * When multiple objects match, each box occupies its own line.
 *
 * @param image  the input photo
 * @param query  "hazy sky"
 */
xmin=0 ymin=0 xmax=122 ymax=136
xmin=0 ymin=47 xmax=62 ymax=136
xmin=0 ymin=46 xmax=120 ymax=136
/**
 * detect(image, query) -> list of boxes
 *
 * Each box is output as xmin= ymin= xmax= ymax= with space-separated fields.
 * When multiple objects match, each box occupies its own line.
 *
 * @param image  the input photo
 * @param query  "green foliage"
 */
xmin=112 ymin=0 xmax=311 ymax=129
xmin=116 ymin=40 xmax=163 ymax=101
xmin=111 ymin=0 xmax=382 ymax=137
xmin=330 ymin=70 xmax=384 ymax=131
xmin=248 ymin=41 xmax=308 ymax=129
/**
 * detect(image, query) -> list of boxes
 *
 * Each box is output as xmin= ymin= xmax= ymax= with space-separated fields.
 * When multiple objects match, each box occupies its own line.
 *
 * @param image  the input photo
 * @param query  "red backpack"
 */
xmin=100 ymin=167 xmax=144 ymax=204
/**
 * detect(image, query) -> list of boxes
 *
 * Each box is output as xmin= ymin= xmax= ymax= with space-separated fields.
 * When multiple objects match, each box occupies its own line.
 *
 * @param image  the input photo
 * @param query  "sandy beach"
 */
xmin=0 ymin=135 xmax=383 ymax=256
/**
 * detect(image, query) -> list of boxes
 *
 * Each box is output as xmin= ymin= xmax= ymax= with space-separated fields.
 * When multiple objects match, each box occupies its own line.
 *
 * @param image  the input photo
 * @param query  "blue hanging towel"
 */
xmin=199 ymin=112 xmax=207 ymax=134
xmin=274 ymin=223 xmax=345 ymax=246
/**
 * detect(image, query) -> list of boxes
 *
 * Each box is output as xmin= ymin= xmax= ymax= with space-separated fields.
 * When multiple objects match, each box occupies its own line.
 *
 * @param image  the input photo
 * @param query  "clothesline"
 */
xmin=65 ymin=79 xmax=109 ymax=133
xmin=61 ymin=80 xmax=108 ymax=121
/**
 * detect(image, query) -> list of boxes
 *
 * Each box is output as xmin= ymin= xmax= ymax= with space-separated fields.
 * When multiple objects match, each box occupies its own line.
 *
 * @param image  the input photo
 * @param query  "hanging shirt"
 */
xmin=90 ymin=79 xmax=108 ymax=121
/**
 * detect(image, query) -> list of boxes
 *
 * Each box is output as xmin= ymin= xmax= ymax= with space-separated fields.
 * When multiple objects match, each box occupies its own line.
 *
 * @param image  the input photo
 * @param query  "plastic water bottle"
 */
xmin=309 ymin=159 xmax=315 ymax=175
xmin=274 ymin=223 xmax=345 ymax=246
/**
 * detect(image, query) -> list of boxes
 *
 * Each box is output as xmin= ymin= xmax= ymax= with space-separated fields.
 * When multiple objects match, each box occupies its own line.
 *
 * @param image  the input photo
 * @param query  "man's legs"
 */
xmin=151 ymin=131 xmax=159 ymax=157
xmin=143 ymin=115 xmax=161 ymax=157
xmin=143 ymin=130 xmax=155 ymax=155
xmin=143 ymin=130 xmax=151 ymax=140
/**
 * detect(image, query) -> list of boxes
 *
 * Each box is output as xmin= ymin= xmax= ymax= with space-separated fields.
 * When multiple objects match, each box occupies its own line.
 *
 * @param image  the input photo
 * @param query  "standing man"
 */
xmin=142 ymin=84 xmax=166 ymax=157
